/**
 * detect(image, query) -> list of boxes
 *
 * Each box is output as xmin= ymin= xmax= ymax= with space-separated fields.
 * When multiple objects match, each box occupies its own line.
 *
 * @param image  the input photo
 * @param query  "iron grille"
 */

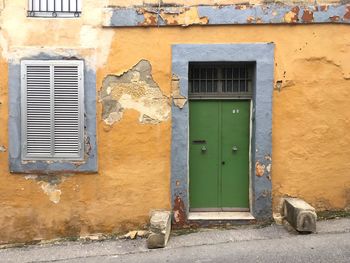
xmin=28 ymin=0 xmax=81 ymax=17
xmin=189 ymin=62 xmax=254 ymax=98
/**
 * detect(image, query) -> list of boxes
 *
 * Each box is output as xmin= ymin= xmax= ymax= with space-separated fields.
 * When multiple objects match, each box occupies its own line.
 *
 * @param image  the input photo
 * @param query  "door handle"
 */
xmin=232 ymin=146 xmax=238 ymax=152
xmin=193 ymin=140 xmax=206 ymax=144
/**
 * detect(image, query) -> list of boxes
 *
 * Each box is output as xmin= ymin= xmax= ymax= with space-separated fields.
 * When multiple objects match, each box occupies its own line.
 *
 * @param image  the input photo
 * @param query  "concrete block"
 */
xmin=147 ymin=211 xmax=171 ymax=249
xmin=282 ymin=198 xmax=317 ymax=233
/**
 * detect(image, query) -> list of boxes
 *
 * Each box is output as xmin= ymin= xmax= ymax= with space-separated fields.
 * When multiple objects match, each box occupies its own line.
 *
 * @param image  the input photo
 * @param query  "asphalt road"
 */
xmin=1 ymin=218 xmax=349 ymax=263
xmin=100 ymin=232 xmax=350 ymax=263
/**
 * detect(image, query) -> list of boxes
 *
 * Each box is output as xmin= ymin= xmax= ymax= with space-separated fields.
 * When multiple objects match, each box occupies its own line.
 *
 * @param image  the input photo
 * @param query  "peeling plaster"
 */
xmin=104 ymin=4 xmax=350 ymax=27
xmin=158 ymin=7 xmax=208 ymax=26
xmin=100 ymin=60 xmax=170 ymax=125
xmin=171 ymin=74 xmax=187 ymax=109
xmin=0 ymin=145 xmax=6 ymax=152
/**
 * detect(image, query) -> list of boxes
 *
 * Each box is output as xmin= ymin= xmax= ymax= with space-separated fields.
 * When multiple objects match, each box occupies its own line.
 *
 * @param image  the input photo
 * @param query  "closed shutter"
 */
xmin=25 ymin=65 xmax=52 ymax=156
xmin=21 ymin=60 xmax=84 ymax=160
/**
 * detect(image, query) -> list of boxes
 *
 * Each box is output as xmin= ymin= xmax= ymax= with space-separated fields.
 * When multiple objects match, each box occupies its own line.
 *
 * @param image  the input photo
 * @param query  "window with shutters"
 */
xmin=28 ymin=0 xmax=82 ymax=18
xmin=21 ymin=60 xmax=84 ymax=161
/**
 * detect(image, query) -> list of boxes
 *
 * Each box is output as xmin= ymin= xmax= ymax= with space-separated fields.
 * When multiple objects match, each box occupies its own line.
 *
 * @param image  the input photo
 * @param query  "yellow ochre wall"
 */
xmin=0 ymin=1 xmax=349 ymax=244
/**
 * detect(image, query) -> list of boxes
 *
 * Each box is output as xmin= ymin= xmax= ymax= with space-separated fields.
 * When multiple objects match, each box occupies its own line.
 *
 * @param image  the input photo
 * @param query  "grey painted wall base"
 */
xmin=8 ymin=52 xmax=97 ymax=173
xmin=171 ymin=43 xmax=274 ymax=221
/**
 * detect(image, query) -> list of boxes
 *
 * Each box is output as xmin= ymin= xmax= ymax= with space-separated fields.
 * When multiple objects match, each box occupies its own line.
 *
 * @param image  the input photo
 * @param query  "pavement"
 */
xmin=0 ymin=218 xmax=349 ymax=263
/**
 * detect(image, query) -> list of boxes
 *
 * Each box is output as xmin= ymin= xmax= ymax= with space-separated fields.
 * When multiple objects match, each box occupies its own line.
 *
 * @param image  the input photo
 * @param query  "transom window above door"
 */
xmin=188 ymin=62 xmax=255 ymax=99
xmin=28 ymin=0 xmax=82 ymax=17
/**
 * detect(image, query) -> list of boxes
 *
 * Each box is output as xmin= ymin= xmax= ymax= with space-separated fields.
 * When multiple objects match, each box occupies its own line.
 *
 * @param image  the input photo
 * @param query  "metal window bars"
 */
xmin=28 ymin=0 xmax=81 ymax=17
xmin=189 ymin=62 xmax=254 ymax=99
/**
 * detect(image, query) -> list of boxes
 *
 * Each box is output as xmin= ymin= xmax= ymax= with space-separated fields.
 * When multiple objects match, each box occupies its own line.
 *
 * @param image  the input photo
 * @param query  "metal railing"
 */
xmin=28 ymin=0 xmax=81 ymax=17
xmin=188 ymin=62 xmax=254 ymax=99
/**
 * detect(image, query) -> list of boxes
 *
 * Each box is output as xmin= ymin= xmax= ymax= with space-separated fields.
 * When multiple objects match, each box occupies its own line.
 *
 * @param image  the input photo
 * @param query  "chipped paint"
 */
xmin=256 ymin=162 xmax=266 ymax=177
xmin=173 ymin=196 xmax=186 ymax=226
xmin=266 ymin=164 xmax=272 ymax=173
xmin=344 ymin=6 xmax=350 ymax=20
xmin=171 ymin=74 xmax=187 ymax=109
xmin=100 ymin=60 xmax=170 ymax=125
xmin=284 ymin=6 xmax=299 ymax=23
xmin=302 ymin=10 xmax=314 ymax=22
xmin=160 ymin=7 xmax=208 ymax=26
xmin=104 ymin=4 xmax=350 ymax=27
xmin=0 ymin=145 xmax=6 ymax=152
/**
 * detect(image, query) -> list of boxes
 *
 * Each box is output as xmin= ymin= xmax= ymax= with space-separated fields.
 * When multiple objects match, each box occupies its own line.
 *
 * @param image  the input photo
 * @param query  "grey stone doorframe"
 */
xmin=171 ymin=43 xmax=274 ymax=223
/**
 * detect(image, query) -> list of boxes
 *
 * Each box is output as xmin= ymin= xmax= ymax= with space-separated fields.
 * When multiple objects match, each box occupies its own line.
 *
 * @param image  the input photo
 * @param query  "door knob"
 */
xmin=232 ymin=146 xmax=238 ymax=152
xmin=201 ymin=146 xmax=207 ymax=153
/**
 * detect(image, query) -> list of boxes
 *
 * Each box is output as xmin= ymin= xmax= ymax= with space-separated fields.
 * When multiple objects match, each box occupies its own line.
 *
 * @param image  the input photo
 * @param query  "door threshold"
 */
xmin=188 ymin=211 xmax=255 ymax=221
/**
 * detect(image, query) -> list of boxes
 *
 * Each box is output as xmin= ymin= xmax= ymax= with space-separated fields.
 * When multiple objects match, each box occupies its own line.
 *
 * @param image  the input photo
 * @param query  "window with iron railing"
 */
xmin=189 ymin=62 xmax=255 ymax=99
xmin=28 ymin=0 xmax=82 ymax=18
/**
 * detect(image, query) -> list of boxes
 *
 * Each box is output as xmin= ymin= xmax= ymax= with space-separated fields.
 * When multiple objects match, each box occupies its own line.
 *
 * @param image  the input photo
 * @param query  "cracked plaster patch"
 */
xmin=100 ymin=60 xmax=170 ymax=125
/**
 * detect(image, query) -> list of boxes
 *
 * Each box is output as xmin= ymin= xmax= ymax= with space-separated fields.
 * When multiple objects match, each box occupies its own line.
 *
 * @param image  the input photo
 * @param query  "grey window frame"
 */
xmin=21 ymin=60 xmax=84 ymax=161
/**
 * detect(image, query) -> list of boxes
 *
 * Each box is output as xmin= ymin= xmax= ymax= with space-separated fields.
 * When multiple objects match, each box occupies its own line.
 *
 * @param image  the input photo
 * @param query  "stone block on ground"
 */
xmin=147 ymin=210 xmax=171 ymax=249
xmin=282 ymin=198 xmax=317 ymax=233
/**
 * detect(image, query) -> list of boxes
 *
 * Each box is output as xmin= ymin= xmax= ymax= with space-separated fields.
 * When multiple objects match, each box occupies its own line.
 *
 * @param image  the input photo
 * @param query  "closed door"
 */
xmin=189 ymin=100 xmax=250 ymax=211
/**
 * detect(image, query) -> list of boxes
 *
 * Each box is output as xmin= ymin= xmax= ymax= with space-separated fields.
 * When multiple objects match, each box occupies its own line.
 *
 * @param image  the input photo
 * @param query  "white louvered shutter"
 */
xmin=21 ymin=60 xmax=84 ymax=160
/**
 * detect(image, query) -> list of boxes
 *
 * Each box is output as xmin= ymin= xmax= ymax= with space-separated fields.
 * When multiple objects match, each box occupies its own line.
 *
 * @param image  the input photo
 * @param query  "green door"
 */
xmin=189 ymin=100 xmax=250 ymax=211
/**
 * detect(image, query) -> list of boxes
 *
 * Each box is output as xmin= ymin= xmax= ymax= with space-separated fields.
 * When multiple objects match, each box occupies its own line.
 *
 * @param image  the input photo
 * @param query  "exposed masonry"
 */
xmin=103 ymin=4 xmax=350 ymax=27
xmin=100 ymin=60 xmax=183 ymax=125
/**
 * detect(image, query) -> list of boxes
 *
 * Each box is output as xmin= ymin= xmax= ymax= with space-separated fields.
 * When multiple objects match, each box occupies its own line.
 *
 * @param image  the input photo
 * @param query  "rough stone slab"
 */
xmin=282 ymin=198 xmax=317 ymax=233
xmin=147 ymin=211 xmax=171 ymax=249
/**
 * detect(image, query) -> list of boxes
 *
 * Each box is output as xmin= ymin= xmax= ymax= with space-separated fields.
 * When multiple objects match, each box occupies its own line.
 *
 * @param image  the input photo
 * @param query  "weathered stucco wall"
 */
xmin=0 ymin=0 xmax=349 ymax=244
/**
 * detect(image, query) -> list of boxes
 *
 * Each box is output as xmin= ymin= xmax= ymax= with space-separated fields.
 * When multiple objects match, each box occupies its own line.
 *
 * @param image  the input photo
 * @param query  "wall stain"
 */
xmin=25 ymin=174 xmax=69 ymax=204
xmin=173 ymin=196 xmax=186 ymax=226
xmin=39 ymin=182 xmax=62 ymax=204
xmin=100 ymin=60 xmax=170 ymax=125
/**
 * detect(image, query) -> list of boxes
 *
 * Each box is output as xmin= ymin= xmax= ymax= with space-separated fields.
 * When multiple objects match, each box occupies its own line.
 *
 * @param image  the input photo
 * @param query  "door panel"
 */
xmin=221 ymin=101 xmax=250 ymax=209
xmin=189 ymin=101 xmax=220 ymax=209
xmin=189 ymin=100 xmax=250 ymax=211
